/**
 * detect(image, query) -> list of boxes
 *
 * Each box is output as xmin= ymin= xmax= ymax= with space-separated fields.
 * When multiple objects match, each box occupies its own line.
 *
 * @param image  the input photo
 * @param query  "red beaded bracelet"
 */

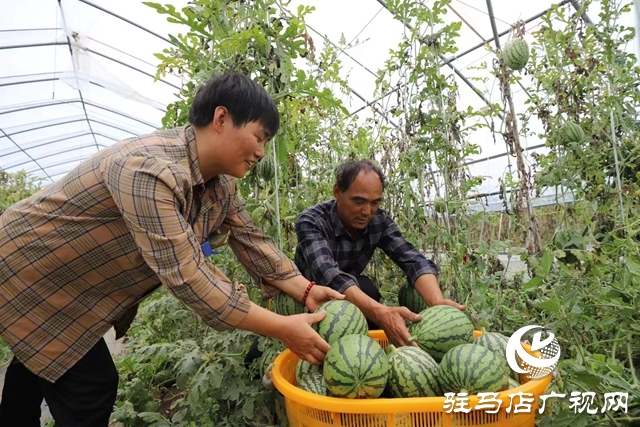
xmin=301 ymin=281 xmax=316 ymax=307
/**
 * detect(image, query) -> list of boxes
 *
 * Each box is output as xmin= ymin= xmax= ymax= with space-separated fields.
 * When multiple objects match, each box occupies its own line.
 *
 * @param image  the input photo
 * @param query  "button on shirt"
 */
xmin=294 ymin=200 xmax=438 ymax=293
xmin=0 ymin=125 xmax=299 ymax=383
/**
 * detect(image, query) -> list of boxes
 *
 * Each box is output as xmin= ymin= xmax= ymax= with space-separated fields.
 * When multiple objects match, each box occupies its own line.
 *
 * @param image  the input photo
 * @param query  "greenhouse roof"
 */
xmin=1 ymin=0 xmax=638 ymax=206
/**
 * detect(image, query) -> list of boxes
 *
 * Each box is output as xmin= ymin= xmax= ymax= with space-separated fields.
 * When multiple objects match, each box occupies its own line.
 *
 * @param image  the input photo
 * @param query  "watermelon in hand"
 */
xmin=271 ymin=292 xmax=307 ymax=316
xmin=407 ymin=305 xmax=474 ymax=361
xmin=386 ymin=344 xmax=441 ymax=398
xmin=323 ymin=334 xmax=389 ymax=399
xmin=313 ymin=300 xmax=368 ymax=345
xmin=439 ymin=343 xmax=509 ymax=394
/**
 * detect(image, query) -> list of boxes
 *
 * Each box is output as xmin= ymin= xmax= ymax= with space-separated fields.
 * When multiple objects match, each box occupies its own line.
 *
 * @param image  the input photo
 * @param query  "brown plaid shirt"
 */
xmin=0 ymin=125 xmax=299 ymax=382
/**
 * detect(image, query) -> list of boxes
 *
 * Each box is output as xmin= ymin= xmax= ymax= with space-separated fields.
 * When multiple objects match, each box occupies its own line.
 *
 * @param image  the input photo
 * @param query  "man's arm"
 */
xmin=222 ymin=179 xmax=303 ymax=295
xmin=378 ymin=215 xmax=465 ymax=310
xmin=236 ymin=301 xmax=331 ymax=364
xmin=294 ymin=213 xmax=361 ymax=294
xmin=102 ymin=157 xmax=251 ymax=330
xmin=222 ymin=181 xmax=343 ymax=310
xmin=102 ymin=157 xmax=331 ymax=363
xmin=295 ymin=213 xmax=421 ymax=344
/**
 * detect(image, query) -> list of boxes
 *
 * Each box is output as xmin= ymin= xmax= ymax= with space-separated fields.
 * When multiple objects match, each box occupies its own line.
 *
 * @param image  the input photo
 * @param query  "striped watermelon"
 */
xmin=323 ymin=334 xmax=389 ymax=399
xmin=439 ymin=344 xmax=509 ymax=394
xmin=297 ymin=370 xmax=328 ymax=396
xmin=386 ymin=345 xmax=441 ymax=398
xmin=259 ymin=339 xmax=285 ymax=379
xmin=503 ymin=38 xmax=529 ymax=70
xmin=561 ymin=121 xmax=584 ymax=143
xmin=313 ymin=300 xmax=368 ymax=345
xmin=295 ymin=359 xmax=322 ymax=384
xmin=474 ymin=332 xmax=512 ymax=378
xmin=272 ymin=292 xmax=307 ymax=316
xmin=398 ymin=284 xmax=428 ymax=314
xmin=257 ymin=154 xmax=275 ymax=180
xmin=407 ymin=305 xmax=474 ymax=361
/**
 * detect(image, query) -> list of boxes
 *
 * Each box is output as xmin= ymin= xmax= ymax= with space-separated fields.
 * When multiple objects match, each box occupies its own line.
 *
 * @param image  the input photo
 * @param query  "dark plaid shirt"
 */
xmin=294 ymin=200 xmax=438 ymax=293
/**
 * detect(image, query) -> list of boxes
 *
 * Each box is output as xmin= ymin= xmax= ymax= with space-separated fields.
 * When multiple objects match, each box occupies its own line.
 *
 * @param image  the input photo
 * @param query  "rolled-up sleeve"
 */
xmin=295 ymin=214 xmax=358 ymax=294
xmin=378 ymin=216 xmax=439 ymax=287
xmin=101 ymin=155 xmax=251 ymax=331
xmin=223 ymin=180 xmax=300 ymax=299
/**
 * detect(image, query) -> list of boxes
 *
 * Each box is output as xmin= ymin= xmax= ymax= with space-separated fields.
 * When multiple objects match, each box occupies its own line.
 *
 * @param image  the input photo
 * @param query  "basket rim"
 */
xmin=271 ymin=330 xmax=552 ymax=414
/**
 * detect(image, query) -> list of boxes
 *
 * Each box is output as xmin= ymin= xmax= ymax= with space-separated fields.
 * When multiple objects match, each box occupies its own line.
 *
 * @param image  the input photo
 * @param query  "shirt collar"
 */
xmin=329 ymin=200 xmax=372 ymax=240
xmin=184 ymin=125 xmax=220 ymax=192
xmin=184 ymin=125 xmax=204 ymax=186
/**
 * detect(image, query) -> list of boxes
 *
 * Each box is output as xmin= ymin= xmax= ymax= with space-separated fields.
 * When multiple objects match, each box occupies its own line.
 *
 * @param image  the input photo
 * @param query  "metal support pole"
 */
xmin=569 ymin=0 xmax=594 ymax=24
xmin=486 ymin=0 xmax=542 ymax=254
xmin=354 ymin=1 xmax=572 ymax=117
xmin=373 ymin=0 xmax=502 ymax=119
xmin=0 ymin=77 xmax=60 ymax=88
xmin=0 ymin=128 xmax=53 ymax=181
xmin=58 ymin=0 xmax=99 ymax=151
xmin=443 ymin=0 xmax=570 ymax=64
xmin=78 ymin=0 xmax=174 ymax=45
xmin=0 ymin=99 xmax=158 ymax=129
xmin=485 ymin=0 xmax=502 ymax=50
xmin=2 ymin=132 xmax=119 ymax=166
xmin=0 ymin=41 xmax=69 ymax=50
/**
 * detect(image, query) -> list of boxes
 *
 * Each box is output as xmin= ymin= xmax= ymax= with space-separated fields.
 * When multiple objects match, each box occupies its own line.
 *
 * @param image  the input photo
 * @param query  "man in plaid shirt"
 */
xmin=0 ymin=72 xmax=342 ymax=427
xmin=294 ymin=160 xmax=466 ymax=348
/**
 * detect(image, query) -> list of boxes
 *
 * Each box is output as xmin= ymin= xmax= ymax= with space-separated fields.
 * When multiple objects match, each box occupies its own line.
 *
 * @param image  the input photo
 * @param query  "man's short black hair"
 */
xmin=188 ymin=72 xmax=280 ymax=138
xmin=336 ymin=159 xmax=386 ymax=192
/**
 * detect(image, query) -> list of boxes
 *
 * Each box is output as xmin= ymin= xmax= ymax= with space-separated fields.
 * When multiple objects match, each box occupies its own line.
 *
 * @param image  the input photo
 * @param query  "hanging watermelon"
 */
xmin=258 ymin=155 xmax=275 ymax=181
xmin=561 ymin=120 xmax=585 ymax=144
xmin=502 ymin=38 xmax=530 ymax=71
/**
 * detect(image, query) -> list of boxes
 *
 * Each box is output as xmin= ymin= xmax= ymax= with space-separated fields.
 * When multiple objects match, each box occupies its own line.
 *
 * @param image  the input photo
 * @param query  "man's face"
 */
xmin=217 ymin=118 xmax=270 ymax=178
xmin=333 ymin=170 xmax=383 ymax=235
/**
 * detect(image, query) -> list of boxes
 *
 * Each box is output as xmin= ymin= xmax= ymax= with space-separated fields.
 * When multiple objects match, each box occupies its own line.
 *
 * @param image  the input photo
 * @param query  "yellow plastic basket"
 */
xmin=271 ymin=330 xmax=552 ymax=427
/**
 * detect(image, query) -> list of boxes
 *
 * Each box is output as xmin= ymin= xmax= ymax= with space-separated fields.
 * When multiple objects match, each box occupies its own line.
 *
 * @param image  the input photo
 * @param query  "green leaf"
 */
xmin=537 ymin=298 xmax=561 ymax=314
xmin=242 ymin=399 xmax=255 ymax=419
xmin=138 ymin=412 xmax=170 ymax=424
xmin=188 ymin=372 xmax=209 ymax=408
xmin=570 ymin=365 xmax=602 ymax=389
xmin=523 ymin=276 xmax=543 ymax=290
xmin=142 ymin=2 xmax=165 ymax=14
xmin=176 ymin=347 xmax=203 ymax=390
xmin=590 ymin=372 xmax=640 ymax=398
xmin=626 ymin=257 xmax=640 ymax=277
xmin=536 ymin=250 xmax=555 ymax=278
xmin=546 ymin=411 xmax=591 ymax=427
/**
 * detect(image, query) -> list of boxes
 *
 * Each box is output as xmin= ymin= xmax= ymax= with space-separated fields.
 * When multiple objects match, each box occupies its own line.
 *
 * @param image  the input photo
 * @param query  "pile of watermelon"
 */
xmin=292 ymin=300 xmax=525 ymax=400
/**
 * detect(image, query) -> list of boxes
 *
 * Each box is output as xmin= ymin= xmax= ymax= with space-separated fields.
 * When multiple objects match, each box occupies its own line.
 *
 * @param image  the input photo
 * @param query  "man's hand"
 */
xmin=414 ymin=275 xmax=466 ymax=311
xmin=431 ymin=298 xmax=466 ymax=311
xmin=304 ymin=284 xmax=345 ymax=312
xmin=276 ymin=311 xmax=331 ymax=365
xmin=372 ymin=305 xmax=422 ymax=347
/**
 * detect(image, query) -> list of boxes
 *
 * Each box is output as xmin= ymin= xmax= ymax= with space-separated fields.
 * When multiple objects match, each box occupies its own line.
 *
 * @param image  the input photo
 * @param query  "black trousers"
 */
xmin=244 ymin=275 xmax=382 ymax=369
xmin=0 ymin=338 xmax=118 ymax=427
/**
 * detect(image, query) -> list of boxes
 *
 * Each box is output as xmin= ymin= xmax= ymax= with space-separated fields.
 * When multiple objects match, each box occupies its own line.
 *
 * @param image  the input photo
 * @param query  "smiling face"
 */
xmin=195 ymin=106 xmax=271 ymax=180
xmin=217 ymin=117 xmax=270 ymax=178
xmin=333 ymin=170 xmax=383 ymax=236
